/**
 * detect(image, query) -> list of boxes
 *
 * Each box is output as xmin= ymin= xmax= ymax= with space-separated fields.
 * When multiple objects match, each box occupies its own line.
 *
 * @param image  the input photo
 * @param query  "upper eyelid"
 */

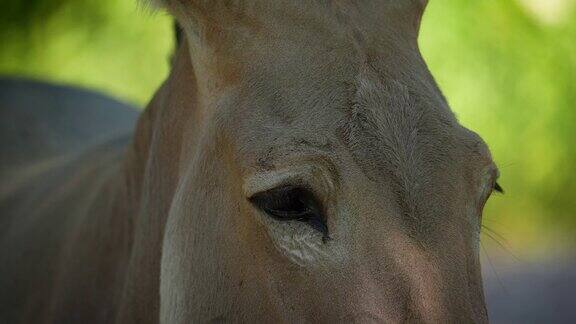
xmin=243 ymin=161 xmax=338 ymax=198
xmin=243 ymin=171 xmax=305 ymax=198
xmin=486 ymin=165 xmax=503 ymax=193
xmin=488 ymin=163 xmax=500 ymax=181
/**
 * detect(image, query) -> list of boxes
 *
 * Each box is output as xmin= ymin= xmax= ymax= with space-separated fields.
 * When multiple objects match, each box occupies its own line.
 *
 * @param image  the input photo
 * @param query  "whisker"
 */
xmin=482 ymin=217 xmax=507 ymax=226
xmin=497 ymin=162 xmax=518 ymax=169
xmin=481 ymin=241 xmax=509 ymax=296
xmin=481 ymin=224 xmax=509 ymax=244
xmin=481 ymin=225 xmax=521 ymax=262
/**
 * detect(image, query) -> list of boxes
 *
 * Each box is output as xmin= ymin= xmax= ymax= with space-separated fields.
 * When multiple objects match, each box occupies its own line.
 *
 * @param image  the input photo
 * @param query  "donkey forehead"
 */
xmin=232 ymin=63 xmax=492 ymax=178
xmin=231 ymin=70 xmax=492 ymax=246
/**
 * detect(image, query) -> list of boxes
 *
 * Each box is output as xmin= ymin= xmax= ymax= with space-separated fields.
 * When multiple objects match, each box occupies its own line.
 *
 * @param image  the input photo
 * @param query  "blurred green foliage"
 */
xmin=0 ymin=0 xmax=173 ymax=104
xmin=420 ymin=1 xmax=576 ymax=252
xmin=0 ymin=0 xmax=574 ymax=252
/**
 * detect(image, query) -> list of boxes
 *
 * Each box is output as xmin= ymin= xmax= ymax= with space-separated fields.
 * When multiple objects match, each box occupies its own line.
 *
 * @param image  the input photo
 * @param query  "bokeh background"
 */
xmin=1 ymin=0 xmax=575 ymax=320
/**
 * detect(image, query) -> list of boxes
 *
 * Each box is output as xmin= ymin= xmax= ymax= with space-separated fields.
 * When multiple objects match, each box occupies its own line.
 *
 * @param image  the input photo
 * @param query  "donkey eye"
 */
xmin=249 ymin=186 xmax=329 ymax=237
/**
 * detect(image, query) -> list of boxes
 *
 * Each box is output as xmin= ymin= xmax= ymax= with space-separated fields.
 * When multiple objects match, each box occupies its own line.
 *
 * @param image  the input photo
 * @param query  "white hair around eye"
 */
xmin=255 ymin=204 xmax=350 ymax=268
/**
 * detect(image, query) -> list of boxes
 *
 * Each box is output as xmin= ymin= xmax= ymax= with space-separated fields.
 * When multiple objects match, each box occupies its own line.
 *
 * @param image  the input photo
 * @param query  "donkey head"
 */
xmin=149 ymin=1 xmax=498 ymax=322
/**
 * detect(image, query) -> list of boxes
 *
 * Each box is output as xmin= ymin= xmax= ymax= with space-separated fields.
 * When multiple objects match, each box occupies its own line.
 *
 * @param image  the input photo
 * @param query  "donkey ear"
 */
xmin=148 ymin=1 xmax=261 ymax=52
xmin=139 ymin=0 xmax=211 ymax=46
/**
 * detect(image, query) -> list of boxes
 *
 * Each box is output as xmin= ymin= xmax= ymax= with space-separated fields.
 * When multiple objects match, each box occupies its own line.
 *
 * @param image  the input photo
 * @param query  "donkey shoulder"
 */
xmin=0 ymin=77 xmax=139 ymax=170
xmin=0 ymin=78 xmax=138 ymax=323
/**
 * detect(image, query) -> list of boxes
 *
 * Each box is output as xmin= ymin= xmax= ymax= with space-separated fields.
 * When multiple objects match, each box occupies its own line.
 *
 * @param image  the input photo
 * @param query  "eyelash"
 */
xmin=493 ymin=182 xmax=504 ymax=194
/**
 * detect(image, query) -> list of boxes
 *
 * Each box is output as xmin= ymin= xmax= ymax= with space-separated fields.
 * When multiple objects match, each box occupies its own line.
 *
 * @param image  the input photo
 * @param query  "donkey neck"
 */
xmin=115 ymin=42 xmax=200 ymax=322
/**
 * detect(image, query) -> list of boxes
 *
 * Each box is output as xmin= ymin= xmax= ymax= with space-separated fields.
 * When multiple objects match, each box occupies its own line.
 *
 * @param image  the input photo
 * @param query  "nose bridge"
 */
xmin=388 ymin=230 xmax=487 ymax=322
xmin=385 ymin=230 xmax=447 ymax=322
xmin=341 ymin=125 xmax=487 ymax=320
xmin=349 ymin=199 xmax=487 ymax=322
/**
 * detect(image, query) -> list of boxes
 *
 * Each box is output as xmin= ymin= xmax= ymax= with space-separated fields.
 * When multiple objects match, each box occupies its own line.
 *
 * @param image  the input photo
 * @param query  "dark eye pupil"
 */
xmin=272 ymin=187 xmax=310 ymax=216
xmin=249 ymin=186 xmax=312 ymax=219
xmin=249 ymin=186 xmax=328 ymax=237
